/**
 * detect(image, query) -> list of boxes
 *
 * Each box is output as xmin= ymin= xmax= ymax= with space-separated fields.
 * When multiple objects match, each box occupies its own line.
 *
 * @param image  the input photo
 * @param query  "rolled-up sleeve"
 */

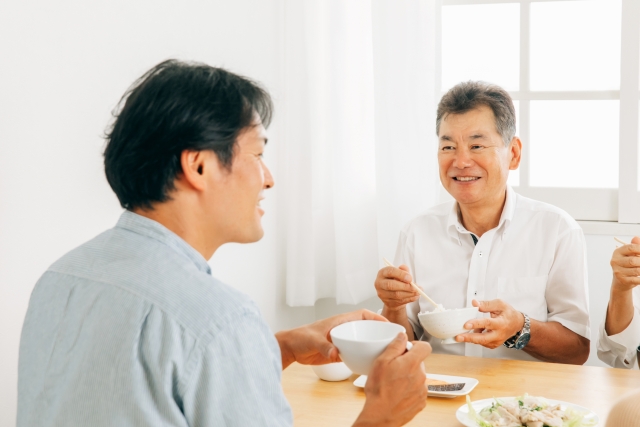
xmin=545 ymin=228 xmax=591 ymax=339
xmin=597 ymin=288 xmax=640 ymax=369
xmin=182 ymin=309 xmax=293 ymax=426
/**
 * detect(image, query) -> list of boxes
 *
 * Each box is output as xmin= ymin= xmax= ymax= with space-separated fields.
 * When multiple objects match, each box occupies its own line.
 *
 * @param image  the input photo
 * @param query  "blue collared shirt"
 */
xmin=18 ymin=211 xmax=293 ymax=426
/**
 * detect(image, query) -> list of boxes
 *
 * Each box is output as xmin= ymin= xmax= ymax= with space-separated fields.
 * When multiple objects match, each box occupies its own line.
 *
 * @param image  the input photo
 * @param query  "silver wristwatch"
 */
xmin=503 ymin=313 xmax=531 ymax=350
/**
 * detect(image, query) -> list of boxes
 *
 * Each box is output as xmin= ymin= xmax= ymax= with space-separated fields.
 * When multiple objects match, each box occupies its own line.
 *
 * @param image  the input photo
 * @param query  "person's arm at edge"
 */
xmin=599 ymin=290 xmax=640 ymax=368
xmin=605 ymin=236 xmax=640 ymax=336
xmin=605 ymin=286 xmax=635 ymax=337
xmin=599 ymin=237 xmax=640 ymax=367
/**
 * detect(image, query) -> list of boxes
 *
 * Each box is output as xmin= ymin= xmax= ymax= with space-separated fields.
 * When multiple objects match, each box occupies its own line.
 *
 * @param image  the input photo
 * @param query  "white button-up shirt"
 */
xmin=597 ymin=288 xmax=640 ymax=369
xmin=397 ymin=186 xmax=590 ymax=361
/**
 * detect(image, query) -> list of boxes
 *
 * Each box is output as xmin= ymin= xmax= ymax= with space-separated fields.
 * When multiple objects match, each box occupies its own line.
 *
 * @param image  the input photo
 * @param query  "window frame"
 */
xmin=438 ymin=0 xmax=637 ymax=223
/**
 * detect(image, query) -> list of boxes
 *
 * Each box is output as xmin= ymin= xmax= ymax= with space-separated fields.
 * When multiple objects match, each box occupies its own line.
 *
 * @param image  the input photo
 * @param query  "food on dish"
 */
xmin=466 ymin=394 xmax=597 ymax=427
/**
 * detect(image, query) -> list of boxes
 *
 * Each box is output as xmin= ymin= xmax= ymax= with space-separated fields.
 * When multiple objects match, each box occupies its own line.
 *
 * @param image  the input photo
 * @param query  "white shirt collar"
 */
xmin=446 ymin=186 xmax=517 ymax=245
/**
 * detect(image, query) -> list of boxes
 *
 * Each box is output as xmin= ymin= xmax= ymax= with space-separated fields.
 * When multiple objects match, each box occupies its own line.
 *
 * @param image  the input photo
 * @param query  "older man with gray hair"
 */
xmin=374 ymin=81 xmax=591 ymax=364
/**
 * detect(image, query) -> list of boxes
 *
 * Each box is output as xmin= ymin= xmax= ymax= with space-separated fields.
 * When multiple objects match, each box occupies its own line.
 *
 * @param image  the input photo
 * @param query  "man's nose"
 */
xmin=452 ymin=148 xmax=473 ymax=169
xmin=263 ymin=162 xmax=275 ymax=189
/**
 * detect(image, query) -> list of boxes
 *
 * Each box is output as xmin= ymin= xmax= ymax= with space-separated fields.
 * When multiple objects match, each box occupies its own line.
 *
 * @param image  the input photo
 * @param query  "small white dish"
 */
xmin=418 ymin=307 xmax=479 ymax=344
xmin=330 ymin=320 xmax=407 ymax=375
xmin=311 ymin=362 xmax=352 ymax=382
xmin=353 ymin=373 xmax=479 ymax=398
xmin=456 ymin=397 xmax=599 ymax=427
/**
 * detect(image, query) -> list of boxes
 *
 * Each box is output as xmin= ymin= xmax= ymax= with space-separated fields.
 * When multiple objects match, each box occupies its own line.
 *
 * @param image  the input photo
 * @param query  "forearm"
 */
xmin=605 ymin=285 xmax=635 ymax=336
xmin=274 ymin=330 xmax=296 ymax=370
xmin=381 ymin=305 xmax=416 ymax=340
xmin=524 ymin=320 xmax=590 ymax=365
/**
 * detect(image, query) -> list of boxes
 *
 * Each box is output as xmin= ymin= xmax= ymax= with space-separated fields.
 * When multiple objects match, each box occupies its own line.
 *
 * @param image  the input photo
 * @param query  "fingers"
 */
xmin=456 ymin=330 xmax=500 ymax=348
xmin=377 ymin=290 xmax=420 ymax=305
xmin=612 ymin=254 xmax=640 ymax=268
xmin=376 ymin=333 xmax=409 ymax=363
xmin=463 ymin=317 xmax=496 ymax=331
xmin=381 ymin=279 xmax=416 ymax=292
xmin=378 ymin=266 xmax=412 ymax=284
xmin=632 ymin=236 xmax=640 ymax=245
xmin=375 ymin=275 xmax=420 ymax=308
xmin=402 ymin=341 xmax=432 ymax=366
xmin=375 ymin=266 xmax=420 ymax=310
xmin=357 ymin=309 xmax=389 ymax=322
xmin=474 ymin=299 xmax=505 ymax=314
xmin=615 ymin=244 xmax=640 ymax=257
xmin=317 ymin=341 xmax=340 ymax=361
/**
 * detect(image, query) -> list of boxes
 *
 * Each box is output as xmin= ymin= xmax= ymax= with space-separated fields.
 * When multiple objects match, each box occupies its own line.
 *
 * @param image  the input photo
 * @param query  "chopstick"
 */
xmin=382 ymin=258 xmax=440 ymax=309
xmin=615 ymin=237 xmax=630 ymax=245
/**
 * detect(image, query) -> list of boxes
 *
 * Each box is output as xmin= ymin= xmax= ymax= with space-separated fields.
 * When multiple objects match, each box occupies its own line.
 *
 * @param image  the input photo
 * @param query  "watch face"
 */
xmin=515 ymin=333 xmax=531 ymax=350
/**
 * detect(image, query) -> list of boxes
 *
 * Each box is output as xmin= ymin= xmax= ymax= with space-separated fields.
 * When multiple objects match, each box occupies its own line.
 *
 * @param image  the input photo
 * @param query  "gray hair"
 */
xmin=436 ymin=81 xmax=516 ymax=146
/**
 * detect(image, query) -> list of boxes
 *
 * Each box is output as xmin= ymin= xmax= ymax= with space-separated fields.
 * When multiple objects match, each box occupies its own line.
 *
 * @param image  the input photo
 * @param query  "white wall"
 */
xmin=0 ymin=2 xmax=316 ymax=426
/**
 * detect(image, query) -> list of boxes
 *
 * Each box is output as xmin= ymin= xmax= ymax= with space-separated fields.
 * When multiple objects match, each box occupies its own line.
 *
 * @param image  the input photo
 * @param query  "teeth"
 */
xmin=455 ymin=177 xmax=479 ymax=182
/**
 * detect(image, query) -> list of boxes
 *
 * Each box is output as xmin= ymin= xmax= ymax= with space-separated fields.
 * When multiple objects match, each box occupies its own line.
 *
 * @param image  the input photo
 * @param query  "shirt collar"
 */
xmin=116 ymin=210 xmax=212 ymax=275
xmin=446 ymin=186 xmax=517 ymax=244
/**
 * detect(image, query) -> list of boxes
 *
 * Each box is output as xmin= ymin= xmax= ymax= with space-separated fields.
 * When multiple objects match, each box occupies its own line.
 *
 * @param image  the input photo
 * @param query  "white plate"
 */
xmin=456 ymin=397 xmax=600 ymax=427
xmin=353 ymin=373 xmax=479 ymax=398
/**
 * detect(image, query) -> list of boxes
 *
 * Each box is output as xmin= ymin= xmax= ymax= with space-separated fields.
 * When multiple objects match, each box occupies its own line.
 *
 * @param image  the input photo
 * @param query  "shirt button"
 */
xmin=479 ymin=252 xmax=483 ymax=257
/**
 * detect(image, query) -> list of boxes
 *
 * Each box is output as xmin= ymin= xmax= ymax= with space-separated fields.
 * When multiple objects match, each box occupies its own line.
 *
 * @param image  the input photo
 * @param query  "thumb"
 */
xmin=474 ymin=299 xmax=502 ymax=314
xmin=632 ymin=236 xmax=640 ymax=245
xmin=319 ymin=340 xmax=339 ymax=361
xmin=377 ymin=333 xmax=408 ymax=363
xmin=398 ymin=264 xmax=411 ymax=273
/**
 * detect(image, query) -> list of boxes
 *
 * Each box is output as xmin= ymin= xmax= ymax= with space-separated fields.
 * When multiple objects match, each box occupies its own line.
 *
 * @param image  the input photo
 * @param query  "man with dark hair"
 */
xmin=375 ymin=81 xmax=591 ymax=364
xmin=17 ymin=60 xmax=431 ymax=427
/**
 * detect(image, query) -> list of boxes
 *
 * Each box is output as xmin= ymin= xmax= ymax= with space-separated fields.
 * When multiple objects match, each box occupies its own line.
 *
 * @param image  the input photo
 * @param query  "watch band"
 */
xmin=503 ymin=313 xmax=530 ymax=349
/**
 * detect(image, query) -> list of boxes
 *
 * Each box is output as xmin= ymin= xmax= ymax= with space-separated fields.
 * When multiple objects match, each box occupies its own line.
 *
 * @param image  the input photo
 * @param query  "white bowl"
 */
xmin=418 ymin=307 xmax=479 ymax=344
xmin=311 ymin=362 xmax=353 ymax=381
xmin=330 ymin=320 xmax=405 ymax=375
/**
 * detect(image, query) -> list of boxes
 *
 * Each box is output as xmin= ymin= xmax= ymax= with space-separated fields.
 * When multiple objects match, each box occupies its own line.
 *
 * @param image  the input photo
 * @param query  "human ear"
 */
xmin=179 ymin=150 xmax=208 ymax=191
xmin=508 ymin=137 xmax=522 ymax=170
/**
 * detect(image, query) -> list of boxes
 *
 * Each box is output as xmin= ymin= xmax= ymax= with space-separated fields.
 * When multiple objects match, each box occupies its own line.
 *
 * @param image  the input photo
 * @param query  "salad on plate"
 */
xmin=466 ymin=394 xmax=597 ymax=427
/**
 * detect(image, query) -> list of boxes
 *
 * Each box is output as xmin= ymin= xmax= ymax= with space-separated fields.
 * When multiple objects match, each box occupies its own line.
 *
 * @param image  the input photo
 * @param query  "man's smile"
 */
xmin=453 ymin=176 xmax=480 ymax=182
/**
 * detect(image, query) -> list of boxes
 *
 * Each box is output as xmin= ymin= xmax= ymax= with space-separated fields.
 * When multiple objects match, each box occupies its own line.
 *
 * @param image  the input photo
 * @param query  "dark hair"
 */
xmin=104 ymin=59 xmax=273 ymax=210
xmin=436 ymin=81 xmax=516 ymax=145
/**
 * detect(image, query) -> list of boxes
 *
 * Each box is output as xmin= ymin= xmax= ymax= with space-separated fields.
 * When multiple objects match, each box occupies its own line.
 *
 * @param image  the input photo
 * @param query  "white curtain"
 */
xmin=281 ymin=0 xmax=440 ymax=306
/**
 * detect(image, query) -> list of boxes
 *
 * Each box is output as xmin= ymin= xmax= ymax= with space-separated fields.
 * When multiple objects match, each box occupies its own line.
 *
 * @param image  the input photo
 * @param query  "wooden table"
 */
xmin=282 ymin=354 xmax=640 ymax=426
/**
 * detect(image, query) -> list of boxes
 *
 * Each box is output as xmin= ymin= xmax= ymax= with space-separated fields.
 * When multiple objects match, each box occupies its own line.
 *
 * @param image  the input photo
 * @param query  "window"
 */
xmin=439 ymin=0 xmax=640 ymax=223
